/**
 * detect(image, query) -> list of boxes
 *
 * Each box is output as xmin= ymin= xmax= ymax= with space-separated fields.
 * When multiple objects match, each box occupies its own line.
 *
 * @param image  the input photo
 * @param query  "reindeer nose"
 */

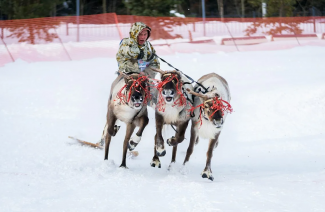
xmin=132 ymin=95 xmax=143 ymax=102
xmin=213 ymin=118 xmax=223 ymax=128
xmin=162 ymin=89 xmax=174 ymax=96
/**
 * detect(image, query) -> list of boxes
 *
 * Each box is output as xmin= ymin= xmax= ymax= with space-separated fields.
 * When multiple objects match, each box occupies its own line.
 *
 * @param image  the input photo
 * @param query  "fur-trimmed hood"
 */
xmin=129 ymin=22 xmax=151 ymax=42
xmin=116 ymin=22 xmax=159 ymax=75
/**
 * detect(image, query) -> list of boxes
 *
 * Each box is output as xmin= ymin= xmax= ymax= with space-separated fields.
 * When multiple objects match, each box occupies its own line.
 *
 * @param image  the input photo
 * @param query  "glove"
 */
xmin=137 ymin=49 xmax=144 ymax=60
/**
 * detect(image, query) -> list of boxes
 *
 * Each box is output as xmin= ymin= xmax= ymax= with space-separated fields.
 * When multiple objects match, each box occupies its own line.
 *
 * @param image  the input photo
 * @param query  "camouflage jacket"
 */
xmin=116 ymin=22 xmax=160 ymax=77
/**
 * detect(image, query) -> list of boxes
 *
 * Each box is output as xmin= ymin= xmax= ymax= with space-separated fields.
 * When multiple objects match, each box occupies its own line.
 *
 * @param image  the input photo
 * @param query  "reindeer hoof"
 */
xmin=128 ymin=135 xmax=141 ymax=151
xmin=119 ymin=164 xmax=129 ymax=169
xmin=128 ymin=141 xmax=137 ymax=151
xmin=156 ymin=146 xmax=166 ymax=157
xmin=167 ymin=136 xmax=177 ymax=146
xmin=201 ymin=171 xmax=214 ymax=181
xmin=150 ymin=159 xmax=161 ymax=168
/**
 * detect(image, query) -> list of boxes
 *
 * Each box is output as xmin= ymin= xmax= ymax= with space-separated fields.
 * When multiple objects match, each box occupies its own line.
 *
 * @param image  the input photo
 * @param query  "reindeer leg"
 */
xmin=120 ymin=123 xmax=136 ymax=168
xmin=155 ymin=112 xmax=166 ymax=157
xmin=167 ymin=145 xmax=178 ymax=171
xmin=183 ymin=121 xmax=199 ymax=165
xmin=167 ymin=120 xmax=189 ymax=146
xmin=201 ymin=132 xmax=221 ymax=181
xmin=167 ymin=121 xmax=189 ymax=170
xmin=128 ymin=111 xmax=149 ymax=151
xmin=99 ymin=122 xmax=108 ymax=146
xmin=104 ymin=133 xmax=112 ymax=160
xmin=171 ymin=145 xmax=178 ymax=163
xmin=106 ymin=108 xmax=119 ymax=137
xmin=150 ymin=145 xmax=161 ymax=168
xmin=104 ymin=110 xmax=118 ymax=160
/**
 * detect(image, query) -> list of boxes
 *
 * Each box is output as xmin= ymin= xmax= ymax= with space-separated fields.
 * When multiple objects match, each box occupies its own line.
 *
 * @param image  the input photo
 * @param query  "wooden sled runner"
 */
xmin=68 ymin=136 xmax=103 ymax=149
xmin=68 ymin=136 xmax=139 ymax=158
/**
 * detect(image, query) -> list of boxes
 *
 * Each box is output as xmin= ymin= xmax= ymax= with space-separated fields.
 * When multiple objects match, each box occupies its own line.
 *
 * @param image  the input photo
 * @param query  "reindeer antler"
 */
xmin=150 ymin=67 xmax=180 ymax=76
xmin=186 ymin=88 xmax=208 ymax=99
xmin=118 ymin=71 xmax=130 ymax=79
xmin=169 ymin=70 xmax=179 ymax=74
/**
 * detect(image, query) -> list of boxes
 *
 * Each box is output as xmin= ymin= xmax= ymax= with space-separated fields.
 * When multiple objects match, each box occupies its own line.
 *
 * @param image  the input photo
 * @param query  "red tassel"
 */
xmin=155 ymin=74 xmax=188 ymax=112
xmin=188 ymin=97 xmax=233 ymax=127
xmin=115 ymin=75 xmax=151 ymax=105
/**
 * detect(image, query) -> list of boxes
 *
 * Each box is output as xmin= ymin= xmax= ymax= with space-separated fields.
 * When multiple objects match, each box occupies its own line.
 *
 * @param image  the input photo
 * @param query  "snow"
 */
xmin=1 ymin=45 xmax=325 ymax=211
xmin=170 ymin=10 xmax=185 ymax=18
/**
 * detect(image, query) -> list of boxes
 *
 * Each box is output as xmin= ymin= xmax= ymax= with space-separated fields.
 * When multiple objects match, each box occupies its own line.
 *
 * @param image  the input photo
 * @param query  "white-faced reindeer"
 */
xmin=185 ymin=73 xmax=233 ymax=181
xmin=149 ymin=68 xmax=196 ymax=169
xmin=102 ymin=72 xmax=150 ymax=168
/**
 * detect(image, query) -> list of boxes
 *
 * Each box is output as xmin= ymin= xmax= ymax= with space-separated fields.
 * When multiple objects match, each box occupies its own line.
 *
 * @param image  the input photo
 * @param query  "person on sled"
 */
xmin=116 ymin=22 xmax=160 ymax=79
xmin=98 ymin=22 xmax=160 ymax=148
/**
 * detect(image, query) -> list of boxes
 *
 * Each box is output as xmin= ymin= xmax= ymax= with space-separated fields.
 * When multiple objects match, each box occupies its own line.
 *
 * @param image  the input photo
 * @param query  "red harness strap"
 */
xmin=155 ymin=74 xmax=187 ymax=112
xmin=115 ymin=75 xmax=151 ymax=105
xmin=209 ymin=98 xmax=233 ymax=117
xmin=188 ymin=97 xmax=233 ymax=126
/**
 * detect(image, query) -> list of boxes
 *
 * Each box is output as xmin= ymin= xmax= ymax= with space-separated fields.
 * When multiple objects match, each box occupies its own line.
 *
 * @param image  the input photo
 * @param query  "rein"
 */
xmin=153 ymin=53 xmax=209 ymax=94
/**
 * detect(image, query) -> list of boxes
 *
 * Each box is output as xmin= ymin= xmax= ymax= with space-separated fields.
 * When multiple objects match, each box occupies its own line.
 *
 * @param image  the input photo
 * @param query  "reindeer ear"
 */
xmin=119 ymin=71 xmax=130 ymax=82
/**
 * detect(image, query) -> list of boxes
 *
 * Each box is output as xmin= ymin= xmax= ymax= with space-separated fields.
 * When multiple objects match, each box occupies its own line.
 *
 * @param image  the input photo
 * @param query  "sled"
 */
xmin=68 ymin=136 xmax=139 ymax=158
xmin=68 ymin=136 xmax=103 ymax=149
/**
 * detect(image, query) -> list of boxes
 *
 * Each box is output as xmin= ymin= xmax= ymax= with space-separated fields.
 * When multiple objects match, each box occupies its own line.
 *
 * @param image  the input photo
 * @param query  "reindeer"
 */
xmin=102 ymin=72 xmax=151 ymax=168
xmin=149 ymin=68 xmax=197 ymax=169
xmin=185 ymin=73 xmax=233 ymax=181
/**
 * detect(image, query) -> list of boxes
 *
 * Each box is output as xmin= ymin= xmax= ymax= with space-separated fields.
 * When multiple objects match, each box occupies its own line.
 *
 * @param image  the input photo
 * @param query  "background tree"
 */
xmin=123 ymin=0 xmax=184 ymax=40
xmin=267 ymin=0 xmax=296 ymax=17
xmin=179 ymin=0 xmax=200 ymax=17
xmin=294 ymin=0 xmax=325 ymax=16
xmin=1 ymin=0 xmax=325 ymax=20
xmin=247 ymin=0 xmax=296 ymax=17
xmin=0 ymin=0 xmax=66 ymax=44
xmin=124 ymin=0 xmax=180 ymax=17
xmin=217 ymin=0 xmax=224 ymax=18
xmin=0 ymin=0 xmax=65 ymax=19
xmin=103 ymin=0 xmax=107 ymax=13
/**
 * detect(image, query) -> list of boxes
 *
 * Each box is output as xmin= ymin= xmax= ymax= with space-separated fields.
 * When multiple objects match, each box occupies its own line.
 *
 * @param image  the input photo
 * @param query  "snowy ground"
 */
xmin=0 ymin=46 xmax=325 ymax=211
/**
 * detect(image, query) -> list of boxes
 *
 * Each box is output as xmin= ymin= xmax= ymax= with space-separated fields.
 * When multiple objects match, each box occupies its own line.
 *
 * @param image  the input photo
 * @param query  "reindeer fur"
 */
xmin=150 ymin=72 xmax=196 ymax=169
xmin=102 ymin=74 xmax=149 ymax=168
xmin=184 ymin=73 xmax=231 ymax=181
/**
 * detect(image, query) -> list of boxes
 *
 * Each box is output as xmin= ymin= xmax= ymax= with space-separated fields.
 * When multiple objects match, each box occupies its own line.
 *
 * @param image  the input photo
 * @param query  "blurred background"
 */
xmin=1 ymin=0 xmax=325 ymax=19
xmin=0 ymin=1 xmax=325 ymax=66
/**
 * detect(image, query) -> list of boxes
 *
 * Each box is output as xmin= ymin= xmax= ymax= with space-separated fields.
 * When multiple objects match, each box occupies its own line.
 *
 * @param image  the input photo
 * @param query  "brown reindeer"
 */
xmin=149 ymin=68 xmax=197 ymax=169
xmin=102 ymin=72 xmax=150 ymax=168
xmin=184 ymin=73 xmax=233 ymax=181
